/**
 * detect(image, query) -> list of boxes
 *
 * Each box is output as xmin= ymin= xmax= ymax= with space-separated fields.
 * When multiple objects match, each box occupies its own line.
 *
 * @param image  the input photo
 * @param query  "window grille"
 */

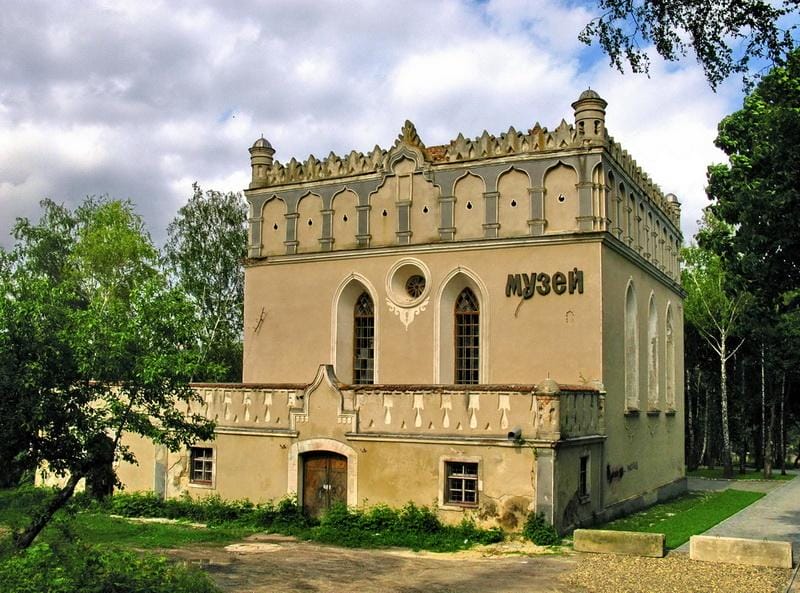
xmin=445 ymin=461 xmax=479 ymax=505
xmin=190 ymin=447 xmax=214 ymax=484
xmin=454 ymin=288 xmax=479 ymax=384
xmin=353 ymin=292 xmax=374 ymax=384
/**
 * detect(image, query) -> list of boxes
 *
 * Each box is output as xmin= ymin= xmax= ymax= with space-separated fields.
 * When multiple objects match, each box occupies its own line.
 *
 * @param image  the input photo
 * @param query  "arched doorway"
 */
xmin=302 ymin=451 xmax=348 ymax=518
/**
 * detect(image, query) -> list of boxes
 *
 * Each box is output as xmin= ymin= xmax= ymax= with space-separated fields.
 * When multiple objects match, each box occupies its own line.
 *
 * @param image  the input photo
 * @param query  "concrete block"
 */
xmin=573 ymin=529 xmax=665 ymax=558
xmin=689 ymin=535 xmax=793 ymax=569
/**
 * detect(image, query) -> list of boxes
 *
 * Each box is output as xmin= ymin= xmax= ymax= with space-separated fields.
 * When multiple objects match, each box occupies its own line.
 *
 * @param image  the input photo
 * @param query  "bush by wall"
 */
xmin=105 ymin=492 xmax=503 ymax=551
xmin=522 ymin=511 xmax=561 ymax=546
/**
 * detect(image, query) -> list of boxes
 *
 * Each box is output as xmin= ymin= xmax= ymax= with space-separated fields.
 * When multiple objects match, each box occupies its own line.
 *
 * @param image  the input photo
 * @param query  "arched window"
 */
xmin=454 ymin=288 xmax=480 ymax=384
xmin=353 ymin=292 xmax=374 ymax=384
xmin=625 ymin=283 xmax=639 ymax=410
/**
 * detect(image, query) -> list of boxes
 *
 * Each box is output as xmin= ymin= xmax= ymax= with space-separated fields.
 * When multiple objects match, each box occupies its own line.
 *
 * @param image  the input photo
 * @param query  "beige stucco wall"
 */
xmin=243 ymin=240 xmax=603 ymax=386
xmin=599 ymin=244 xmax=685 ymax=508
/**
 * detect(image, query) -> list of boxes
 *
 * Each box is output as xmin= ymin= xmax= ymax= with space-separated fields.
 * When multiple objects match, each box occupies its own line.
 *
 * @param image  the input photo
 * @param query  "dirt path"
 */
xmin=166 ymin=534 xmax=583 ymax=593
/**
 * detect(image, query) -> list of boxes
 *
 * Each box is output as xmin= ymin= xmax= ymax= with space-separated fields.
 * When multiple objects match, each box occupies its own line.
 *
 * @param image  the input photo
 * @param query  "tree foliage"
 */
xmin=165 ymin=184 xmax=247 ymax=382
xmin=0 ymin=197 xmax=214 ymax=548
xmin=707 ymin=48 xmax=800 ymax=300
xmin=581 ymin=0 xmax=798 ymax=88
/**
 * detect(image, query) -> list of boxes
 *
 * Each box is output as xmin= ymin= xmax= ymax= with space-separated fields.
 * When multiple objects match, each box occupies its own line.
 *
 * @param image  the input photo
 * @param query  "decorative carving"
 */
xmin=385 ymin=296 xmax=429 ymax=330
xmin=498 ymin=394 xmax=510 ymax=430
xmin=397 ymin=120 xmax=426 ymax=150
xmin=383 ymin=393 xmax=393 ymax=425
xmin=413 ymin=393 xmax=424 ymax=428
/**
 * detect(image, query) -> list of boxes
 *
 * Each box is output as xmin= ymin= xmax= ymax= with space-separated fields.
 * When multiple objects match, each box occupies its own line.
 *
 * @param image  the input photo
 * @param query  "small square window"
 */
xmin=445 ymin=461 xmax=479 ymax=506
xmin=190 ymin=447 xmax=214 ymax=485
xmin=579 ymin=455 xmax=589 ymax=500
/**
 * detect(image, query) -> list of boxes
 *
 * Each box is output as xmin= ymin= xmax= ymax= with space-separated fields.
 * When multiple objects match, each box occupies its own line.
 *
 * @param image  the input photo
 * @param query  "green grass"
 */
xmin=71 ymin=513 xmax=256 ymax=548
xmin=598 ymin=489 xmax=765 ymax=549
xmin=687 ymin=467 xmax=795 ymax=481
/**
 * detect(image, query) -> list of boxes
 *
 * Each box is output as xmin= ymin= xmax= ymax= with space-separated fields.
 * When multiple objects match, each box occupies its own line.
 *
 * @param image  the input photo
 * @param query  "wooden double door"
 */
xmin=302 ymin=451 xmax=347 ymax=518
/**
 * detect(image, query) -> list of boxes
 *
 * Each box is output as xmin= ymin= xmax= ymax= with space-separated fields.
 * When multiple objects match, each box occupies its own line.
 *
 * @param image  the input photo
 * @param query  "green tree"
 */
xmin=0 ymin=197 xmax=214 ymax=549
xmin=165 ymin=184 xmax=247 ymax=382
xmin=581 ymin=0 xmax=798 ymax=88
xmin=707 ymin=48 xmax=800 ymax=298
xmin=705 ymin=49 xmax=800 ymax=474
xmin=682 ymin=214 xmax=750 ymax=477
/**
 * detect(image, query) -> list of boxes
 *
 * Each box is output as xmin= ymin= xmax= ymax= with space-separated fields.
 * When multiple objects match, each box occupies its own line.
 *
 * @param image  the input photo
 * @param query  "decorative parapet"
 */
xmin=190 ymin=380 xmax=605 ymax=442
xmin=248 ymin=120 xmax=585 ymax=191
xmin=605 ymin=136 xmax=679 ymax=226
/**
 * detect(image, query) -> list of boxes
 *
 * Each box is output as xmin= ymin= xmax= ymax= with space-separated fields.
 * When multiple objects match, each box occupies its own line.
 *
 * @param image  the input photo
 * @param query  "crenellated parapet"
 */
xmin=245 ymin=90 xmax=682 ymax=283
xmin=249 ymin=119 xmax=593 ymax=190
xmin=605 ymin=137 xmax=680 ymax=227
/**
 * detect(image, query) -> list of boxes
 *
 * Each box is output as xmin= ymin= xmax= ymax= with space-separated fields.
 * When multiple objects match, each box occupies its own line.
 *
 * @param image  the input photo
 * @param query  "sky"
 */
xmin=0 ymin=0 xmax=744 ymax=249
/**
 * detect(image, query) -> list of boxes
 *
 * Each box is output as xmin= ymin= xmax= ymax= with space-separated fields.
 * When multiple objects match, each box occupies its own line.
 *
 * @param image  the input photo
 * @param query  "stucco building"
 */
xmin=119 ymin=90 xmax=686 ymax=532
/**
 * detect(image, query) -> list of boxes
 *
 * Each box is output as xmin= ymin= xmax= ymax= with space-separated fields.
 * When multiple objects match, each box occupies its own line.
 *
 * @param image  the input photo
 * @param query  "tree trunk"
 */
xmin=700 ymin=369 xmax=710 ymax=467
xmin=687 ymin=366 xmax=697 ymax=470
xmin=764 ymin=397 xmax=776 ymax=480
xmin=739 ymin=359 xmax=747 ymax=474
xmin=780 ymin=373 xmax=786 ymax=475
xmin=14 ymin=473 xmax=82 ymax=550
xmin=720 ymin=338 xmax=733 ymax=478
xmin=760 ymin=344 xmax=766 ymax=476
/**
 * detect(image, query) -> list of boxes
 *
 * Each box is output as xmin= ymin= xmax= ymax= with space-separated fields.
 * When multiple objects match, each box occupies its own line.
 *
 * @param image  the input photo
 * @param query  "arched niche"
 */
xmin=261 ymin=197 xmax=286 ymax=256
xmin=331 ymin=274 xmax=380 ymax=384
xmin=624 ymin=280 xmax=639 ymax=411
xmin=296 ymin=192 xmax=322 ymax=253
xmin=369 ymin=181 xmax=397 ymax=248
xmin=409 ymin=175 xmax=440 ymax=245
xmin=497 ymin=167 xmax=530 ymax=238
xmin=453 ymin=172 xmax=485 ymax=241
xmin=647 ymin=294 xmax=659 ymax=409
xmin=331 ymin=189 xmax=359 ymax=251
xmin=665 ymin=303 xmax=676 ymax=410
xmin=543 ymin=163 xmax=578 ymax=233
xmin=434 ymin=268 xmax=489 ymax=383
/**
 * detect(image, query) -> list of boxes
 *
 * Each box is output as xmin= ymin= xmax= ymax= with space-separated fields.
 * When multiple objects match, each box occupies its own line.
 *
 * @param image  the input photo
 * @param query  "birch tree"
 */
xmin=682 ymin=225 xmax=749 ymax=477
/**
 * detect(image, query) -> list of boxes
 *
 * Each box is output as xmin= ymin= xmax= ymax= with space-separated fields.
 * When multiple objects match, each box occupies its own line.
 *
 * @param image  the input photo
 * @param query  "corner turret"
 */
xmin=249 ymin=136 xmax=275 ymax=188
xmin=572 ymin=89 xmax=607 ymax=143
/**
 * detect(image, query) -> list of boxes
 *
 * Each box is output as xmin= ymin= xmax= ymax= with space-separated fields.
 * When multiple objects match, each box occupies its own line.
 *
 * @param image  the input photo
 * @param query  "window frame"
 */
xmin=189 ymin=446 xmax=215 ymax=488
xmin=353 ymin=291 xmax=375 ymax=385
xmin=439 ymin=456 xmax=481 ymax=509
xmin=454 ymin=287 xmax=480 ymax=385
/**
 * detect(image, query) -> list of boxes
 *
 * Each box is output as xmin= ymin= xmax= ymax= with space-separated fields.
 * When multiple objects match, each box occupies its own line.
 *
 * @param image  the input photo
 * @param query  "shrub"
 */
xmin=0 ymin=542 xmax=219 ymax=593
xmin=522 ymin=511 xmax=561 ymax=546
xmin=107 ymin=491 xmax=166 ymax=518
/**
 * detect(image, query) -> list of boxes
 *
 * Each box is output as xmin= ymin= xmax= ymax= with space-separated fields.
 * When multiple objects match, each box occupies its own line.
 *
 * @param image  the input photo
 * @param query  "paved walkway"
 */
xmin=679 ymin=472 xmax=800 ymax=560
xmin=680 ymin=472 xmax=800 ymax=591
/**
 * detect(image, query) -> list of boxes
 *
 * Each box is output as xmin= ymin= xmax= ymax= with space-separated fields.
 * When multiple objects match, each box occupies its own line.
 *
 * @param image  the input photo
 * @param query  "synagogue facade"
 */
xmin=119 ymin=90 xmax=686 ymax=532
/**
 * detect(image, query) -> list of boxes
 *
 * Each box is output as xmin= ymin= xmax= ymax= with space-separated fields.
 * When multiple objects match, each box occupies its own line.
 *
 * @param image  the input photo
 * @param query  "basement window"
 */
xmin=579 ymin=455 xmax=590 ymax=502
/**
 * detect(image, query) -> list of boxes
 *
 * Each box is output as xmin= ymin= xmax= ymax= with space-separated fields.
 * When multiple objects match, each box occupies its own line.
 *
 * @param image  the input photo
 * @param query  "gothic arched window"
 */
xmin=454 ymin=288 xmax=480 ymax=384
xmin=353 ymin=292 xmax=374 ymax=384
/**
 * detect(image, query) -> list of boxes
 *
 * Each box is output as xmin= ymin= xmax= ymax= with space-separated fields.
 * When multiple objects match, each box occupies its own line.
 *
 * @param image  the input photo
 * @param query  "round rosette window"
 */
xmin=386 ymin=259 xmax=431 ymax=308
